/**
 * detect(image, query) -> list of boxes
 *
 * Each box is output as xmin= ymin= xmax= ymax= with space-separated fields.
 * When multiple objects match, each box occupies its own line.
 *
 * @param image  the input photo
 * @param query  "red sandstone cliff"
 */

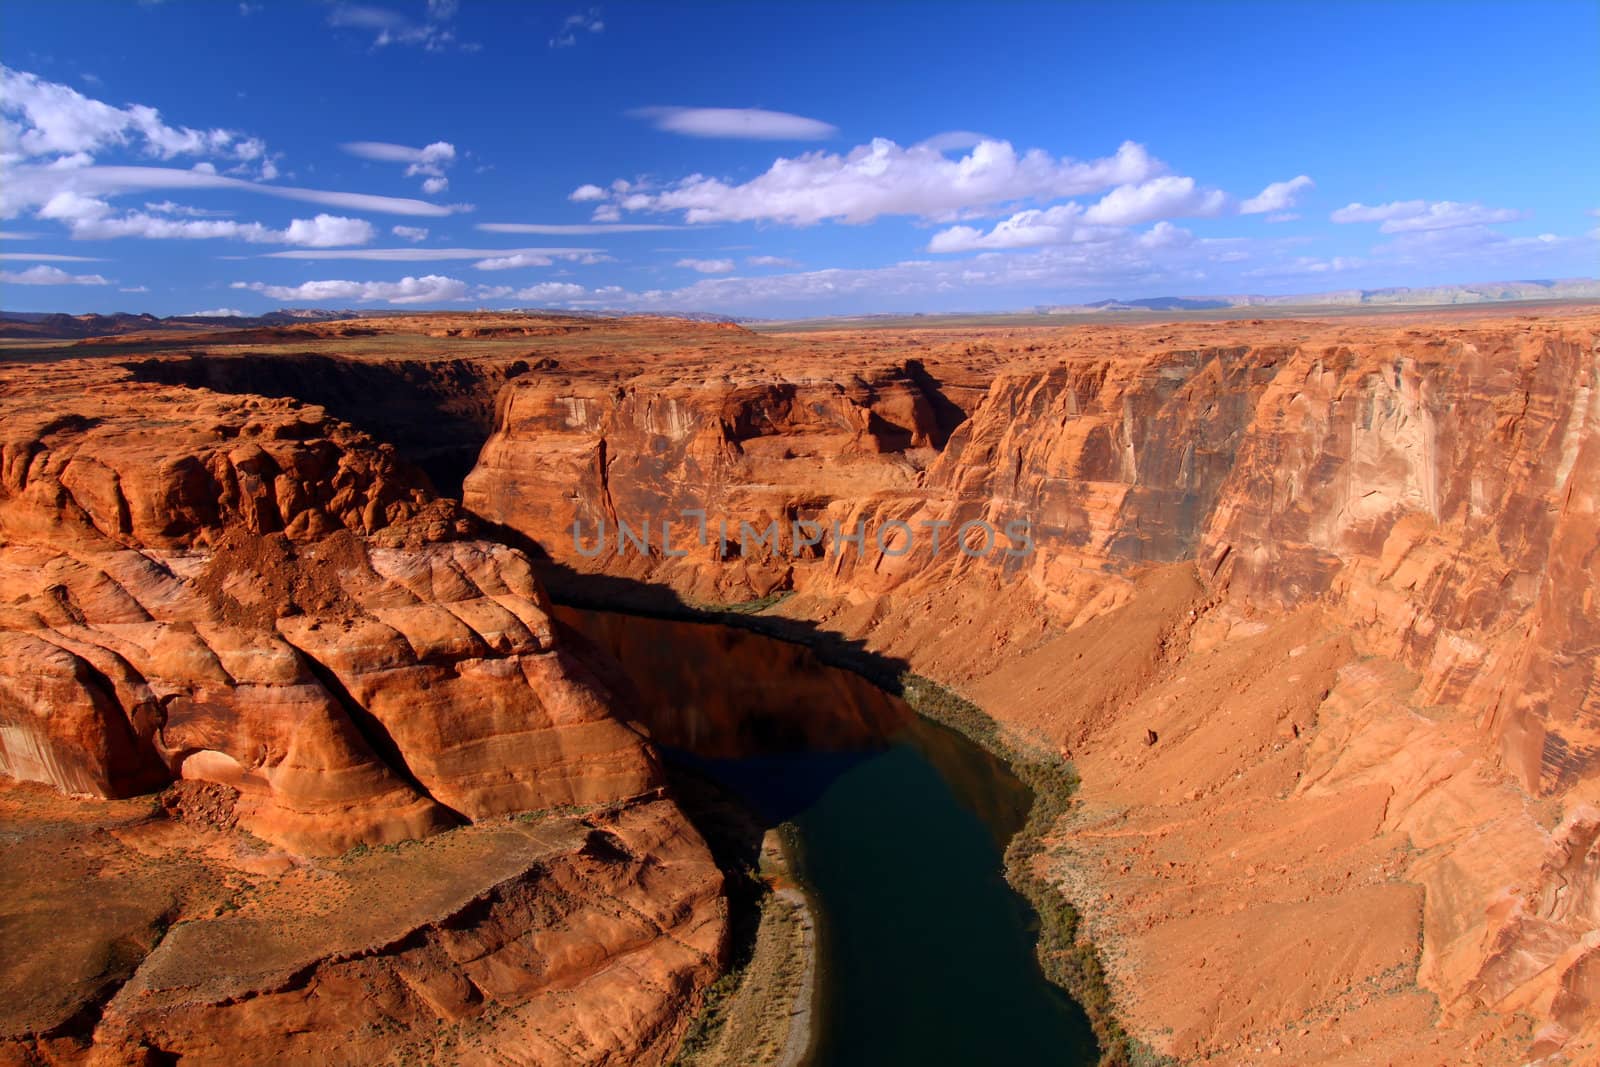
xmin=0 ymin=353 xmax=726 ymax=1064
xmin=459 ymin=310 xmax=1600 ymax=1064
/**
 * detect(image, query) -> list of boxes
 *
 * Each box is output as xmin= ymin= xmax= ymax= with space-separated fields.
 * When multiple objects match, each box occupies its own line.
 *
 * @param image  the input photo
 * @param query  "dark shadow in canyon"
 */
xmin=121 ymin=352 xmax=516 ymax=496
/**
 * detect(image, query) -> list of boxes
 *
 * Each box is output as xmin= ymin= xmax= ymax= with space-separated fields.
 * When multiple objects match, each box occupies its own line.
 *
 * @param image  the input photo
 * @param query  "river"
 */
xmin=556 ymin=607 xmax=1099 ymax=1066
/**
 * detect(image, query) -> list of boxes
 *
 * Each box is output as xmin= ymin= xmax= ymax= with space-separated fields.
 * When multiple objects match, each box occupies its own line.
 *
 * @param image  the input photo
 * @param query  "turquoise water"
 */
xmin=560 ymin=609 xmax=1099 ymax=1066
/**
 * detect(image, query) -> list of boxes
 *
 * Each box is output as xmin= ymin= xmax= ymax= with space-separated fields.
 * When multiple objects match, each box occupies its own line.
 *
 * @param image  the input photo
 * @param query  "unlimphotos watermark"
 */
xmin=571 ymin=509 xmax=1035 ymax=559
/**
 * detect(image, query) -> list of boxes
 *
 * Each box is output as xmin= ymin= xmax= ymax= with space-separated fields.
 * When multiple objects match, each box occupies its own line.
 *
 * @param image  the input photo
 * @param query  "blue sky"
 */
xmin=2 ymin=1 xmax=1595 ymax=317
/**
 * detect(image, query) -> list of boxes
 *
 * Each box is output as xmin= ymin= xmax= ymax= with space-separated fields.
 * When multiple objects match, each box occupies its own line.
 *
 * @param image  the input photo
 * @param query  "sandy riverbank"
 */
xmin=674 ymin=827 xmax=819 ymax=1067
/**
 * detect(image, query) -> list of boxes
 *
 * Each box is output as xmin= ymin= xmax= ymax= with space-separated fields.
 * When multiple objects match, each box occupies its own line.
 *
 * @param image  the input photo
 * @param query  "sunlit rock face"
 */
xmin=0 ymin=348 xmax=722 ymax=1066
xmin=461 ymin=310 xmax=1600 ymax=1063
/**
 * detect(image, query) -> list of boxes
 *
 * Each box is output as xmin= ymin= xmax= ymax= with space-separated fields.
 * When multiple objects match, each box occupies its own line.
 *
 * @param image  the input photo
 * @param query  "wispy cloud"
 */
xmin=328 ymin=2 xmax=469 ymax=51
xmin=1331 ymin=199 xmax=1528 ymax=233
xmin=748 ymin=255 xmax=800 ymax=268
xmin=676 ymin=257 xmax=735 ymax=273
xmin=4 ymin=164 xmax=462 ymax=220
xmin=342 ymin=140 xmax=456 ymax=194
xmin=629 ymin=106 xmax=837 ymax=141
xmin=261 ymin=245 xmax=598 ymax=261
xmin=0 ymin=264 xmax=111 ymax=285
xmin=189 ymin=307 xmax=247 ymax=316
xmin=392 ymin=225 xmax=429 ymax=242
xmin=550 ymin=7 xmax=603 ymax=47
xmin=35 ymin=192 xmax=375 ymax=246
xmin=0 ymin=252 xmax=106 ymax=262
xmin=478 ymin=221 xmax=688 ymax=234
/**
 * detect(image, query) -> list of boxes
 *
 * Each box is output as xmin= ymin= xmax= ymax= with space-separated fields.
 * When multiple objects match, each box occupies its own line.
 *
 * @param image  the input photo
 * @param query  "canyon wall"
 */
xmin=462 ymin=311 xmax=1600 ymax=1064
xmin=0 ymin=352 xmax=726 ymax=1065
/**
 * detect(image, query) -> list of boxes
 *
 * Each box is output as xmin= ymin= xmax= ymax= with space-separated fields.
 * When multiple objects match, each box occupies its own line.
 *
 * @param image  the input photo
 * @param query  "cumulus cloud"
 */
xmin=231 ymin=274 xmax=469 ymax=304
xmin=629 ymin=107 xmax=837 ymax=141
xmin=0 ymin=263 xmax=111 ymax=285
xmin=574 ymin=138 xmax=1162 ymax=226
xmin=927 ymin=171 xmax=1306 ymax=253
xmin=1331 ymin=199 xmax=1528 ymax=232
xmin=928 ymin=203 xmax=1091 ymax=253
xmin=676 ymin=257 xmax=735 ymax=273
xmin=392 ymin=224 xmax=428 ymax=241
xmin=1082 ymin=176 xmax=1229 ymax=226
xmin=342 ymin=140 xmax=456 ymax=194
xmin=550 ymin=7 xmax=604 ymax=47
xmin=0 ymin=65 xmax=274 ymax=177
xmin=37 ymin=194 xmax=375 ymax=246
xmin=569 ymin=184 xmax=607 ymax=202
xmin=1240 ymin=175 xmax=1313 ymax=215
xmin=3 ymin=163 xmax=461 ymax=221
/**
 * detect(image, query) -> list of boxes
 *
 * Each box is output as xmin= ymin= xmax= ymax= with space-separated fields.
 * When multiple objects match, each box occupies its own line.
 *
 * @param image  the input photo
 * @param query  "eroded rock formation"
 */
xmin=0 ymin=348 xmax=725 ymax=1064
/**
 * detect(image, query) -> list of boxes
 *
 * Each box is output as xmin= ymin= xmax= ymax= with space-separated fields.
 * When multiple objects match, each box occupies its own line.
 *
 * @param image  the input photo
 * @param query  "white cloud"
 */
xmin=0 ymin=252 xmax=104 ymax=261
xmin=503 ymin=281 xmax=588 ymax=301
xmin=0 ymin=264 xmax=110 ymax=285
xmin=569 ymin=184 xmax=607 ymax=202
xmin=189 ymin=307 xmax=247 ymax=316
xmin=281 ymin=214 xmax=375 ymax=246
xmin=474 ymin=253 xmax=552 ymax=270
xmin=748 ymin=255 xmax=800 ymax=267
xmin=342 ymin=140 xmax=456 ymax=194
xmin=262 ymin=245 xmax=597 ymax=261
xmin=328 ymin=2 xmax=466 ymax=50
xmin=1240 ymin=175 xmax=1313 ymax=215
xmin=479 ymin=221 xmax=687 ymax=234
xmin=231 ymin=274 xmax=469 ymax=304
xmin=550 ymin=7 xmax=603 ymax=47
xmin=3 ymin=163 xmax=461 ymax=219
xmin=1243 ymin=255 xmax=1364 ymax=278
xmin=677 ymin=257 xmax=735 ymax=273
xmin=1138 ymin=221 xmax=1193 ymax=249
xmin=1082 ymin=176 xmax=1229 ymax=226
xmin=119 ymin=285 xmax=148 ymax=292
xmin=0 ymin=64 xmax=273 ymax=176
xmin=629 ymin=107 xmax=837 ymax=141
xmin=577 ymin=138 xmax=1162 ymax=226
xmin=928 ymin=203 xmax=1091 ymax=253
xmin=144 ymin=199 xmax=234 ymax=217
xmin=1330 ymin=199 xmax=1528 ymax=232
xmin=392 ymin=224 xmax=428 ymax=242
xmin=38 ymin=195 xmax=374 ymax=246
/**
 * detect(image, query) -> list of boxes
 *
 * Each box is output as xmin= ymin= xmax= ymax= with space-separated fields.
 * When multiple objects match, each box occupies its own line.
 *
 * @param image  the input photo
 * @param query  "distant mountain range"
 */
xmin=1038 ymin=278 xmax=1600 ymax=314
xmin=4 ymin=277 xmax=1596 ymax=339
